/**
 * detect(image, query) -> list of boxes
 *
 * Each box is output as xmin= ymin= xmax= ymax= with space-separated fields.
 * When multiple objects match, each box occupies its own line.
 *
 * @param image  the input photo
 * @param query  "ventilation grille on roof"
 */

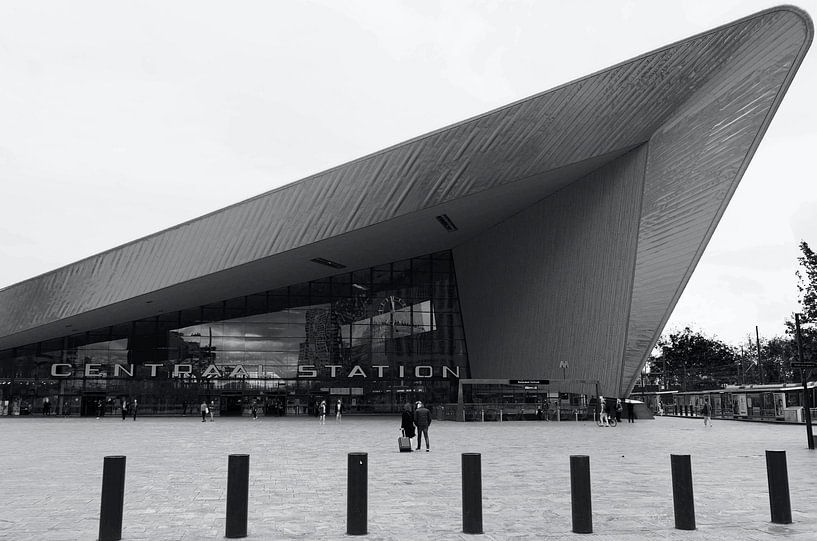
xmin=435 ymin=214 xmax=458 ymax=232
xmin=311 ymin=257 xmax=346 ymax=269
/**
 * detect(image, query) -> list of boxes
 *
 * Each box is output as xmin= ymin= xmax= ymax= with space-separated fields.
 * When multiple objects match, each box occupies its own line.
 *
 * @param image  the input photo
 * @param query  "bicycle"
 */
xmin=595 ymin=413 xmax=617 ymax=427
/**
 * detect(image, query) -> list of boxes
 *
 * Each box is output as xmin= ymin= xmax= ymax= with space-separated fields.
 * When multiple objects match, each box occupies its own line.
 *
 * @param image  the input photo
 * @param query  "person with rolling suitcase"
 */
xmin=399 ymin=403 xmax=415 ymax=452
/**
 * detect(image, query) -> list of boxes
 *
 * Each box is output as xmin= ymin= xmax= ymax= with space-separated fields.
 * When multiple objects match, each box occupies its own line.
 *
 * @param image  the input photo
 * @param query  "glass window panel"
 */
xmin=372 ymin=267 xmax=392 ymax=290
xmin=331 ymin=274 xmax=351 ymax=298
xmin=246 ymin=294 xmax=268 ymax=316
xmin=132 ymin=319 xmax=157 ymax=336
xmin=201 ymin=303 xmax=224 ymax=322
xmin=220 ymin=322 xmax=245 ymax=337
xmin=40 ymin=338 xmax=64 ymax=353
xmin=224 ymin=297 xmax=246 ymax=317
xmin=289 ymin=283 xmax=309 ymax=298
xmin=351 ymin=268 xmax=370 ymax=289
xmin=310 ymin=280 xmax=331 ymax=298
xmin=86 ymin=328 xmax=112 ymax=343
xmin=290 ymin=296 xmax=311 ymax=309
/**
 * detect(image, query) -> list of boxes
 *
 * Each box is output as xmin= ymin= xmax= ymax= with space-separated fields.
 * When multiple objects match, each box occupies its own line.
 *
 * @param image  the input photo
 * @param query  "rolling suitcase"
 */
xmin=398 ymin=429 xmax=413 ymax=452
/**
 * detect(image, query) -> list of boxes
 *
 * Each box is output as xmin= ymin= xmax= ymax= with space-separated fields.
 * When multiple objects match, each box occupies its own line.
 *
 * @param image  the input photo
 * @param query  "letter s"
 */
xmin=298 ymin=365 xmax=317 ymax=378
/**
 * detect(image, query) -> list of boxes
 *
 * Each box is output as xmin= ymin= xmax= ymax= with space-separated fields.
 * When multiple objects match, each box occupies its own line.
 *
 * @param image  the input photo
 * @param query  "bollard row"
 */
xmin=96 ymin=449 xmax=796 ymax=539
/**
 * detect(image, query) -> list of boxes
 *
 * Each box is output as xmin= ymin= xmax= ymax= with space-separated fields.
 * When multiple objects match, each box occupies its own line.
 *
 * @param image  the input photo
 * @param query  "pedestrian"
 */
xmin=615 ymin=398 xmax=623 ymax=423
xmin=209 ymin=401 xmax=215 ymax=421
xmin=413 ymin=401 xmax=432 ymax=451
xmin=319 ymin=400 xmax=326 ymax=425
xmin=251 ymin=400 xmax=258 ymax=420
xmin=400 ymin=403 xmax=416 ymax=448
xmin=627 ymin=400 xmax=635 ymax=423
xmin=701 ymin=399 xmax=712 ymax=427
xmin=201 ymin=400 xmax=208 ymax=422
xmin=599 ymin=396 xmax=610 ymax=426
xmin=121 ymin=399 xmax=129 ymax=421
xmin=336 ymin=399 xmax=342 ymax=423
xmin=96 ymin=399 xmax=104 ymax=420
xmin=182 ymin=400 xmax=188 ymax=416
xmin=131 ymin=398 xmax=138 ymax=421
xmin=42 ymin=397 xmax=51 ymax=416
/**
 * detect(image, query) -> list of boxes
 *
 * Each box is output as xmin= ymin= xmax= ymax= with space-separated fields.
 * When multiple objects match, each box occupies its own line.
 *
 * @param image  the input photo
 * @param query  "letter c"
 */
xmin=51 ymin=364 xmax=73 ymax=377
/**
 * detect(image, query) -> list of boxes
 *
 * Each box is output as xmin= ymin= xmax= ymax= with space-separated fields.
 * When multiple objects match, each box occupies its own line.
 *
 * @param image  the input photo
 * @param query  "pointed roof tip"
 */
xmin=764 ymin=5 xmax=814 ymax=46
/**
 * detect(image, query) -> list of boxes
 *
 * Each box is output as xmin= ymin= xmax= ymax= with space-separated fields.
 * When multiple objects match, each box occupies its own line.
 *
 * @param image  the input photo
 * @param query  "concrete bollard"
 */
xmin=670 ymin=454 xmax=696 ymax=530
xmin=462 ymin=453 xmax=483 ymax=534
xmin=765 ymin=450 xmax=792 ymax=524
xmin=570 ymin=455 xmax=592 ymax=534
xmin=225 ymin=454 xmax=250 ymax=538
xmin=347 ymin=452 xmax=368 ymax=535
xmin=98 ymin=455 xmax=127 ymax=541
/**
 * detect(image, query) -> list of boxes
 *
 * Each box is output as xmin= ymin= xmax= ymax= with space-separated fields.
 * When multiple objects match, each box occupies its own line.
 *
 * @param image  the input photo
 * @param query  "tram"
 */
xmin=640 ymin=382 xmax=817 ymax=423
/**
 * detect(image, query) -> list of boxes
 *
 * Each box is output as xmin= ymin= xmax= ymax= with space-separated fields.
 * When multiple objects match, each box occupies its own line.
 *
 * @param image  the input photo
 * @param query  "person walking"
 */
xmin=121 ymin=399 xmax=129 ymax=421
xmin=319 ymin=400 xmax=326 ymax=425
xmin=201 ymin=401 xmax=208 ymax=422
xmin=414 ymin=401 xmax=432 ymax=451
xmin=251 ymin=400 xmax=258 ymax=420
xmin=615 ymin=398 xmax=623 ymax=423
xmin=599 ymin=396 xmax=610 ymax=426
xmin=208 ymin=401 xmax=215 ymax=422
xmin=627 ymin=400 xmax=635 ymax=423
xmin=336 ymin=399 xmax=343 ymax=423
xmin=701 ymin=399 xmax=712 ymax=427
xmin=131 ymin=398 xmax=138 ymax=421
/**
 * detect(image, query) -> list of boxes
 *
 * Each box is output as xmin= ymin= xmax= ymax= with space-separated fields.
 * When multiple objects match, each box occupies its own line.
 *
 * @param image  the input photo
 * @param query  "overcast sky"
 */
xmin=1 ymin=0 xmax=815 ymax=347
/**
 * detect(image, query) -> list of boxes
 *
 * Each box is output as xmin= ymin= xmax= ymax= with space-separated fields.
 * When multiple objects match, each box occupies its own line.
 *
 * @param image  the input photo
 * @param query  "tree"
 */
xmin=784 ymin=240 xmax=816 ymax=366
xmin=761 ymin=336 xmax=798 ymax=384
xmin=651 ymin=327 xmax=738 ymax=391
xmin=795 ymin=240 xmax=817 ymax=323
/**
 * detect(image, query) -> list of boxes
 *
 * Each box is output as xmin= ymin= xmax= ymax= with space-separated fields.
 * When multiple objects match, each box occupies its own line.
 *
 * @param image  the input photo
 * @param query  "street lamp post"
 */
xmin=795 ymin=313 xmax=814 ymax=450
xmin=756 ymin=326 xmax=764 ymax=385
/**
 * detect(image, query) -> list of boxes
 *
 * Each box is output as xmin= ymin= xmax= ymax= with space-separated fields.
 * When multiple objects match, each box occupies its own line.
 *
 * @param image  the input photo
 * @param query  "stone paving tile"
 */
xmin=1 ymin=415 xmax=817 ymax=540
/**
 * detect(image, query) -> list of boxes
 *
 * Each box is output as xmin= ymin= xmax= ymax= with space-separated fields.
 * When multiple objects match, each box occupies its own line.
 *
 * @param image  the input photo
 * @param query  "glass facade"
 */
xmin=0 ymin=251 xmax=469 ymax=417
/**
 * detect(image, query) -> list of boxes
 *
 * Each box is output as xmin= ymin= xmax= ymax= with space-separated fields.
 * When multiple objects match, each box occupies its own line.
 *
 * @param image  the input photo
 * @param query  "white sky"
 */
xmin=0 ymin=0 xmax=815 ymax=346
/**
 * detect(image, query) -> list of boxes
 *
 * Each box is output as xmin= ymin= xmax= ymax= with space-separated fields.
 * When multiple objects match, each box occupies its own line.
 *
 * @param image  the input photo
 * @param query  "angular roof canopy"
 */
xmin=0 ymin=4 xmax=812 ymax=386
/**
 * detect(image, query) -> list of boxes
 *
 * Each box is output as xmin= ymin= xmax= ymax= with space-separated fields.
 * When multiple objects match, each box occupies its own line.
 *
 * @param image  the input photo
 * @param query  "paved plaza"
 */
xmin=1 ymin=414 xmax=816 ymax=540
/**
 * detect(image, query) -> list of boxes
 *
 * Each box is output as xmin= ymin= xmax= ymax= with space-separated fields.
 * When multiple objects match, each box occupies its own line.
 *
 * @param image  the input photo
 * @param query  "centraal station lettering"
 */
xmin=49 ymin=363 xmax=460 ymax=379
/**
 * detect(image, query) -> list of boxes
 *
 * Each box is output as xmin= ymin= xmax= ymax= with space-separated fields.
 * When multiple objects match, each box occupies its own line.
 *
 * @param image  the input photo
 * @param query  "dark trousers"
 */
xmin=417 ymin=426 xmax=429 ymax=449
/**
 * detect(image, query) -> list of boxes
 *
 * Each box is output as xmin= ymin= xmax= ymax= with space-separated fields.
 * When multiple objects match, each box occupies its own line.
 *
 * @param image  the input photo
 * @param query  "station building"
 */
xmin=0 ymin=7 xmax=812 ymax=417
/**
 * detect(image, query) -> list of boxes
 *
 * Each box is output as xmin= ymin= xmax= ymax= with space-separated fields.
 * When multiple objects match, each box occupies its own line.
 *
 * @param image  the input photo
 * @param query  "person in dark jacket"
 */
xmin=413 ymin=402 xmax=432 ymax=452
xmin=401 ymin=403 xmax=415 ymax=445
